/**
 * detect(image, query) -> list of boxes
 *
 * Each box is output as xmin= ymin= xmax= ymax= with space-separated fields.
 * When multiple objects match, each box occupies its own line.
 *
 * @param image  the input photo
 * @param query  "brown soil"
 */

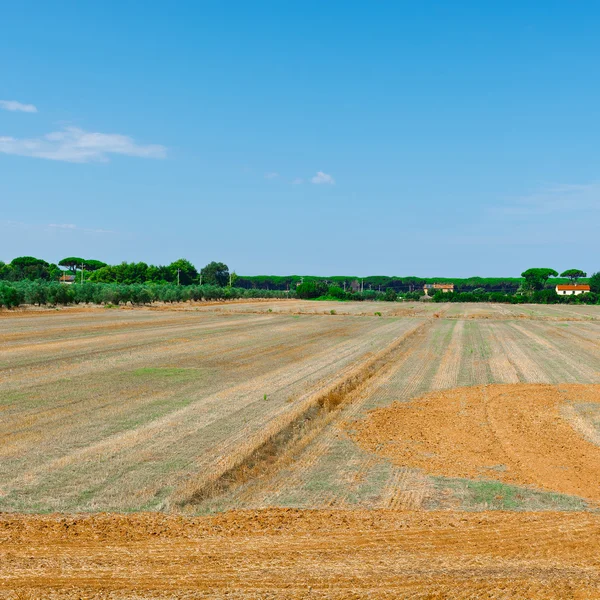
xmin=351 ymin=383 xmax=600 ymax=502
xmin=2 ymin=509 xmax=600 ymax=598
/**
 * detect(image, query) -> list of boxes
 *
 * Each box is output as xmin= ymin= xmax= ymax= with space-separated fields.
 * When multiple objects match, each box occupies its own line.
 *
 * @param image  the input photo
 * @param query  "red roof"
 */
xmin=556 ymin=284 xmax=590 ymax=291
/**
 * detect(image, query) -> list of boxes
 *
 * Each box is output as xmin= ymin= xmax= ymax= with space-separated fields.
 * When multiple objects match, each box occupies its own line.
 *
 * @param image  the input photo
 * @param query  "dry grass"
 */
xmin=176 ymin=321 xmax=427 ymax=508
xmin=0 ymin=308 xmax=419 ymax=512
xmin=1 ymin=302 xmax=599 ymax=515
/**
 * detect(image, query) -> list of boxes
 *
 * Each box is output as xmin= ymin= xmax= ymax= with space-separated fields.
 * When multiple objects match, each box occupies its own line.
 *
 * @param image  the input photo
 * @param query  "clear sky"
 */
xmin=1 ymin=1 xmax=598 ymax=277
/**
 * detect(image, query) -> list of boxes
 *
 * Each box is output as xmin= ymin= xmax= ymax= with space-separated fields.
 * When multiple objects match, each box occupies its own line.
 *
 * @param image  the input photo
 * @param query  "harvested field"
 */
xmin=2 ymin=301 xmax=600 ymax=597
xmin=0 ymin=308 xmax=422 ymax=512
xmin=3 ymin=509 xmax=600 ymax=599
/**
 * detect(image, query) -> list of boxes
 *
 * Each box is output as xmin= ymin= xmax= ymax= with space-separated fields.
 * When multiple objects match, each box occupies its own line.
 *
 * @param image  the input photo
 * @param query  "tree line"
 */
xmin=0 ymin=256 xmax=233 ymax=286
xmin=0 ymin=281 xmax=291 ymax=309
xmin=428 ymin=269 xmax=600 ymax=304
xmin=1 ymin=256 xmax=593 ymax=292
xmin=1 ymin=256 xmax=598 ymax=308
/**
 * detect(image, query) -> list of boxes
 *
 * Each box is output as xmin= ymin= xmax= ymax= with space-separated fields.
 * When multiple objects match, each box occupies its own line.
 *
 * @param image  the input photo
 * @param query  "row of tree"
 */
xmin=0 ymin=281 xmax=291 ymax=309
xmin=0 ymin=256 xmax=232 ymax=286
xmin=1 ymin=275 xmax=599 ymax=309
xmin=0 ymin=257 xmax=596 ymax=297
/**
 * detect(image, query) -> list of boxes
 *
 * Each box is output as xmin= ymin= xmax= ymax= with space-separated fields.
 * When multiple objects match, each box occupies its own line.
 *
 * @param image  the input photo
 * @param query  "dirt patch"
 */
xmin=350 ymin=383 xmax=600 ymax=503
xmin=2 ymin=509 xmax=600 ymax=598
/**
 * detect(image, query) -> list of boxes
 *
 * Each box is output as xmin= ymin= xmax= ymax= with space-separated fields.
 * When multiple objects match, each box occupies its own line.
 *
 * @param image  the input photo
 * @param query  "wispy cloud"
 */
xmin=311 ymin=171 xmax=335 ymax=185
xmin=48 ymin=223 xmax=116 ymax=234
xmin=264 ymin=172 xmax=278 ymax=179
xmin=1 ymin=220 xmax=117 ymax=235
xmin=291 ymin=178 xmax=304 ymax=185
xmin=48 ymin=223 xmax=77 ymax=230
xmin=0 ymin=100 xmax=38 ymax=113
xmin=493 ymin=183 xmax=600 ymax=216
xmin=0 ymin=126 xmax=166 ymax=163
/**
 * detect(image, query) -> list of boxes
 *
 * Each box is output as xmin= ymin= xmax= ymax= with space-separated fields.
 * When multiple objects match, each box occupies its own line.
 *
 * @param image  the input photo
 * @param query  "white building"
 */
xmin=555 ymin=284 xmax=590 ymax=296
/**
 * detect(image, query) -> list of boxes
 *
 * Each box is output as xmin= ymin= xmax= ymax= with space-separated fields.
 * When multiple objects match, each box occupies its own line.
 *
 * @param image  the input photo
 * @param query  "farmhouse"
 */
xmin=59 ymin=274 xmax=76 ymax=285
xmin=555 ymin=284 xmax=590 ymax=296
xmin=424 ymin=283 xmax=454 ymax=295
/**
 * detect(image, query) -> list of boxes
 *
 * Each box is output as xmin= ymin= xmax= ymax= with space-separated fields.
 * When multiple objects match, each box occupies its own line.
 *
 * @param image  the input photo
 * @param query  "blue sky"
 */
xmin=1 ymin=1 xmax=598 ymax=277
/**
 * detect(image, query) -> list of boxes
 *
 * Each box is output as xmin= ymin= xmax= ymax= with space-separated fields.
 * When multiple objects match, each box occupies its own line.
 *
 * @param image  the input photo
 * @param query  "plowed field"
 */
xmin=2 ymin=509 xmax=600 ymax=599
xmin=351 ymin=383 xmax=600 ymax=503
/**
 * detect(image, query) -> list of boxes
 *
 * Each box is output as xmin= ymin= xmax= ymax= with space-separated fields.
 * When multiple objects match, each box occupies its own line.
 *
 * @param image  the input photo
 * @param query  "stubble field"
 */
xmin=2 ymin=300 xmax=600 ymax=598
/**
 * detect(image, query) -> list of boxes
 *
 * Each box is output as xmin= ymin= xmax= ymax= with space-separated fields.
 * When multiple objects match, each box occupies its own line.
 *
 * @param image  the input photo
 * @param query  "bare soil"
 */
xmin=351 ymin=383 xmax=600 ymax=503
xmin=2 ymin=509 xmax=600 ymax=599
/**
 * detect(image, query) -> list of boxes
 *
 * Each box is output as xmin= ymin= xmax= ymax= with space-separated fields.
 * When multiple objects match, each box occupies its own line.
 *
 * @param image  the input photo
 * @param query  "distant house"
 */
xmin=555 ymin=284 xmax=590 ymax=296
xmin=424 ymin=283 xmax=454 ymax=295
xmin=59 ymin=274 xmax=76 ymax=285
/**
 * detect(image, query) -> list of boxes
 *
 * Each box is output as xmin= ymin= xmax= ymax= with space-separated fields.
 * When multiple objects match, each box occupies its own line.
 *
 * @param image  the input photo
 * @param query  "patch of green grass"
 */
xmin=0 ymin=390 xmax=47 ymax=410
xmin=0 ymin=390 xmax=29 ymax=406
xmin=430 ymin=476 xmax=589 ymax=511
xmin=304 ymin=478 xmax=339 ymax=493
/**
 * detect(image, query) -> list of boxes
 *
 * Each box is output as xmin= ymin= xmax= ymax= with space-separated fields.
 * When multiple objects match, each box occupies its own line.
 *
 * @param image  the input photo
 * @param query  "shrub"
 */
xmin=296 ymin=281 xmax=327 ymax=299
xmin=327 ymin=286 xmax=347 ymax=300
xmin=383 ymin=288 xmax=397 ymax=302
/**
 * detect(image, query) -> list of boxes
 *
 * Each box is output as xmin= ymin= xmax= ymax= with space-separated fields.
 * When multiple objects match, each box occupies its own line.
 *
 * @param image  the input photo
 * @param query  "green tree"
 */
xmin=58 ymin=257 xmax=85 ymax=274
xmin=200 ymin=261 xmax=229 ymax=286
xmin=169 ymin=259 xmax=198 ymax=285
xmin=589 ymin=272 xmax=600 ymax=294
xmin=560 ymin=269 xmax=587 ymax=282
xmin=296 ymin=281 xmax=327 ymax=299
xmin=521 ymin=268 xmax=558 ymax=291
xmin=10 ymin=256 xmax=53 ymax=281
xmin=0 ymin=282 xmax=21 ymax=307
xmin=327 ymin=285 xmax=347 ymax=299
xmin=83 ymin=259 xmax=107 ymax=272
xmin=146 ymin=265 xmax=173 ymax=283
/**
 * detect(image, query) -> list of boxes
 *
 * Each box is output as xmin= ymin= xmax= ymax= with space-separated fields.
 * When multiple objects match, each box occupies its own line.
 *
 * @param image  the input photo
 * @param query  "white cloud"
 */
xmin=311 ymin=171 xmax=335 ymax=185
xmin=264 ymin=172 xmax=279 ymax=179
xmin=0 ymin=100 xmax=38 ymax=113
xmin=0 ymin=126 xmax=166 ymax=163
xmin=291 ymin=178 xmax=304 ymax=185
